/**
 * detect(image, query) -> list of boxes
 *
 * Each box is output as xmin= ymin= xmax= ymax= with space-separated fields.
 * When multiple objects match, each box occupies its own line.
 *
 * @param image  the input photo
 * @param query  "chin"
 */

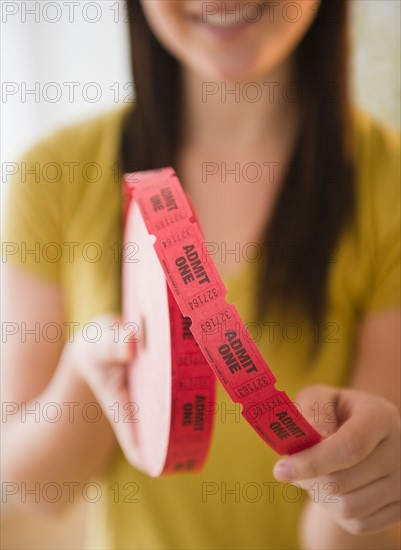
xmin=194 ymin=53 xmax=272 ymax=84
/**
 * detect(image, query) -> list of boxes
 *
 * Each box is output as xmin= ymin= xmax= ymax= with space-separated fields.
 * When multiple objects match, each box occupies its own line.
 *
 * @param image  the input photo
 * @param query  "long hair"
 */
xmin=121 ymin=1 xmax=355 ymax=345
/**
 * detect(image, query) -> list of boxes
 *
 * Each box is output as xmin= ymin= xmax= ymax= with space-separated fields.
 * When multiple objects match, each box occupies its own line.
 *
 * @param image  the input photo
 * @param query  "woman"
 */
xmin=2 ymin=1 xmax=400 ymax=548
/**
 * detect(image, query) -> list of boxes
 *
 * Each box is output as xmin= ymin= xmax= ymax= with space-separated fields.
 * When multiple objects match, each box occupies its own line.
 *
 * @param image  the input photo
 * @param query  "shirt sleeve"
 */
xmin=2 ymin=137 xmax=64 ymax=282
xmin=365 ymin=212 xmax=400 ymax=311
xmin=361 ymin=118 xmax=401 ymax=312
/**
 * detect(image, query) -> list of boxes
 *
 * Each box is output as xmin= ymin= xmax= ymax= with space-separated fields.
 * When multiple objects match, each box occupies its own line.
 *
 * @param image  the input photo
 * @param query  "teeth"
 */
xmin=205 ymin=12 xmax=243 ymax=27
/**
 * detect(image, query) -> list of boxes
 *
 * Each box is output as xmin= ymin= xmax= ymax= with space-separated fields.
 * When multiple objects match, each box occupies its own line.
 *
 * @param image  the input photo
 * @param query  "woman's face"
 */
xmin=140 ymin=0 xmax=320 ymax=81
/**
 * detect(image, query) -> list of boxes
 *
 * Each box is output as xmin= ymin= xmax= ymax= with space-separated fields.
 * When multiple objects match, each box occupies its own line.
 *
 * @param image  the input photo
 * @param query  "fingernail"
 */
xmin=273 ymin=461 xmax=293 ymax=481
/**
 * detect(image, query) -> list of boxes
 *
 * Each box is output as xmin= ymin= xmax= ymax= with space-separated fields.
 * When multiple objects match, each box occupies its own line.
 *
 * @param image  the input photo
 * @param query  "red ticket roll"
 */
xmin=123 ymin=188 xmax=216 ymax=477
xmin=123 ymin=167 xmax=321 ymax=475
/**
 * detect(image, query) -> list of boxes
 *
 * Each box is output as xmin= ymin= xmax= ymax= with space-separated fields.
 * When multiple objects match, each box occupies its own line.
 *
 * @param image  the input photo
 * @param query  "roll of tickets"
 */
xmin=123 ymin=187 xmax=216 ymax=477
xmin=123 ymin=167 xmax=321 ymax=473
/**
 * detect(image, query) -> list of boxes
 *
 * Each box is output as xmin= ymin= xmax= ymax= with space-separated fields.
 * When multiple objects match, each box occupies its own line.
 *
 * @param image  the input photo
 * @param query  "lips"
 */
xmin=188 ymin=2 xmax=267 ymax=40
xmin=187 ymin=2 xmax=267 ymax=29
xmin=202 ymin=12 xmax=244 ymax=27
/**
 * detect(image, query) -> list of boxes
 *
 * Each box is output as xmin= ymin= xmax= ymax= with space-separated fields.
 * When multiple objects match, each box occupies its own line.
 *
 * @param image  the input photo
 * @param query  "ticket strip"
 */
xmin=123 ymin=181 xmax=216 ymax=477
xmin=123 ymin=167 xmax=321 ymax=475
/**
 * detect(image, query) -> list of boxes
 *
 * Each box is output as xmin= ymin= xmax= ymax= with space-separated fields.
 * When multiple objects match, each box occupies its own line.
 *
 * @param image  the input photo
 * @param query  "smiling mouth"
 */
xmin=187 ymin=3 xmax=268 ymax=31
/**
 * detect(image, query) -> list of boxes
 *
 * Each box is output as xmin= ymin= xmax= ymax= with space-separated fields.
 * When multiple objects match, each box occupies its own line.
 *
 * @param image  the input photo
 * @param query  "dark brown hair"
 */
xmin=122 ymin=1 xmax=355 ymax=341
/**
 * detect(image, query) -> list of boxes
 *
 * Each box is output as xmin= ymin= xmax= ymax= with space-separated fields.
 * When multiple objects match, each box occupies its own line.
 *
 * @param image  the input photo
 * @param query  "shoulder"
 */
xmin=343 ymin=108 xmax=400 ymax=312
xmin=4 ymin=104 xmax=133 ymax=247
xmin=353 ymin=107 xmax=400 ymax=151
xmin=352 ymin=108 xmax=400 ymax=241
xmin=8 ymin=103 xmax=135 ymax=218
xmin=353 ymin=108 xmax=400 ymax=207
xmin=22 ymin=103 xmax=133 ymax=166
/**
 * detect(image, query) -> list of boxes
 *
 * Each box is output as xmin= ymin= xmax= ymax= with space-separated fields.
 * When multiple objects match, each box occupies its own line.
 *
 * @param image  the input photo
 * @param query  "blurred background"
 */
xmin=1 ymin=1 xmax=400 ymax=548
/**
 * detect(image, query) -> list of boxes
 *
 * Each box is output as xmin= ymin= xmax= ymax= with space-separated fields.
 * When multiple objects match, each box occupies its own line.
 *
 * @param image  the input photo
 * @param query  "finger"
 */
xmin=79 ymin=316 xmax=142 ymax=461
xmin=105 ymin=378 xmax=145 ymax=471
xmin=273 ymin=390 xmax=391 ymax=481
xmin=88 ymin=350 xmax=145 ymax=471
xmin=337 ymin=501 xmax=401 ymax=536
xmin=334 ymin=472 xmax=401 ymax=521
xmin=295 ymin=435 xmax=400 ymax=494
xmin=326 ymin=437 xmax=400 ymax=494
xmin=302 ymin=471 xmax=400 ymax=521
xmin=78 ymin=316 xmax=137 ymax=397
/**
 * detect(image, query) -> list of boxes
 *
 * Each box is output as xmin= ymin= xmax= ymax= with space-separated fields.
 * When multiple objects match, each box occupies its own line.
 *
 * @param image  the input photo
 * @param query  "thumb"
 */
xmin=272 ymin=385 xmax=340 ymax=482
xmin=295 ymin=384 xmax=340 ymax=438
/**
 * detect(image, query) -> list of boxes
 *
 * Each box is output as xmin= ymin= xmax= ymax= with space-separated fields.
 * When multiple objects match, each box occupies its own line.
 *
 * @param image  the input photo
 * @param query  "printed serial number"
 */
xmin=161 ymin=228 xmax=193 ymax=249
xmin=201 ymin=310 xmax=231 ymax=333
xmin=188 ymin=287 xmax=219 ymax=310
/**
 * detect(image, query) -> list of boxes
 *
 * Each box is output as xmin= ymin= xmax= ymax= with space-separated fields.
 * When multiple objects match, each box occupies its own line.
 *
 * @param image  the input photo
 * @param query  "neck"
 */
xmin=179 ymin=57 xmax=301 ymax=152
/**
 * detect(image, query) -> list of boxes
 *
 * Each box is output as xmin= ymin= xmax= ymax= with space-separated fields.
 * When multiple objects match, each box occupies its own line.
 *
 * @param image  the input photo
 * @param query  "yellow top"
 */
xmin=3 ymin=105 xmax=400 ymax=549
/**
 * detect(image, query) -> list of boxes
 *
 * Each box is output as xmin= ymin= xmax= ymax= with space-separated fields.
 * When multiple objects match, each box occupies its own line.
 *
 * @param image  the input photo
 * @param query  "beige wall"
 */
xmin=351 ymin=0 xmax=400 ymax=129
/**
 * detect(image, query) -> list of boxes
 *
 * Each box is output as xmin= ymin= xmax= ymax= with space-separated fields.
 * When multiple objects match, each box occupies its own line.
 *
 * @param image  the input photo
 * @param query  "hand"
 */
xmin=273 ymin=385 xmax=401 ymax=535
xmin=65 ymin=313 xmax=144 ymax=470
